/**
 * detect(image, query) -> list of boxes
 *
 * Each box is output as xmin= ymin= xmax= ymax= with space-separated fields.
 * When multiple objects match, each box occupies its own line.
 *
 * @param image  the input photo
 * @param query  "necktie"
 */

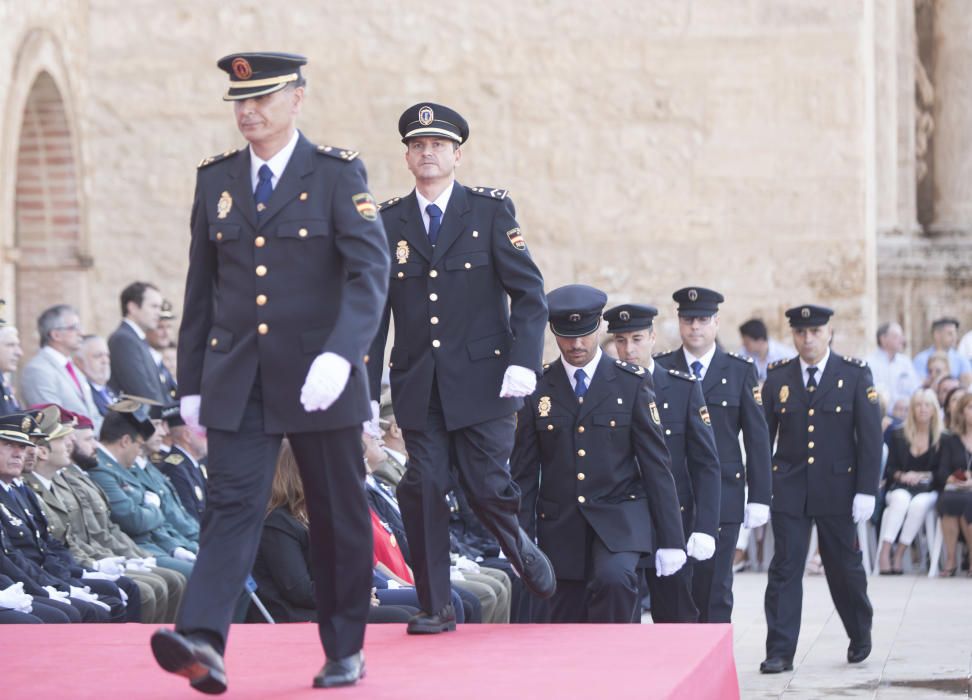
xmin=426 ymin=203 xmax=442 ymax=246
xmin=807 ymin=366 xmax=818 ymax=391
xmin=690 ymin=360 xmax=703 ymax=380
xmin=65 ymin=361 xmax=83 ymax=396
xmin=255 ymin=164 xmax=273 ymax=215
xmin=574 ymin=369 xmax=588 ymax=398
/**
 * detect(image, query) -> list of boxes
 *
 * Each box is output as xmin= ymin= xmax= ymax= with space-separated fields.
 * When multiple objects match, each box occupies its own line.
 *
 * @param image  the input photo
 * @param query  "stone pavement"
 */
xmin=729 ymin=570 xmax=972 ymax=698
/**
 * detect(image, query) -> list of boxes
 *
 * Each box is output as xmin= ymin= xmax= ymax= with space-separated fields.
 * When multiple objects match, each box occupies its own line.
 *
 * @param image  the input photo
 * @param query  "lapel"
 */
xmin=778 ymin=361 xmax=809 ymax=411
xmin=430 ymin=182 xmax=471 ymax=265
xmin=809 ymin=355 xmax=839 ymax=407
xmin=577 ymin=355 xmax=620 ymax=423
xmin=702 ymin=349 xmax=729 ymax=394
xmin=257 ymin=133 xmax=316 ymax=230
xmin=0 ymin=486 xmax=35 ymax=534
xmin=651 ymin=363 xmax=670 ymax=397
xmin=541 ymin=362 xmax=580 ymax=419
xmin=396 ymin=192 xmax=434 ymax=263
xmin=668 ymin=349 xmax=691 ymax=375
xmin=225 ymin=148 xmax=257 ymax=229
xmin=40 ymin=349 xmax=77 ymax=399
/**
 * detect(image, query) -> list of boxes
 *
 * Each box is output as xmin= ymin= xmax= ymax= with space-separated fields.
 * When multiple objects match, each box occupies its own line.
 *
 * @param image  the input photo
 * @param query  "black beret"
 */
xmin=217 ymin=52 xmax=307 ymax=101
xmin=785 ymin=304 xmax=834 ymax=328
xmin=672 ymin=287 xmax=724 ymax=317
xmin=398 ymin=103 xmax=469 ymax=145
xmin=604 ymin=304 xmax=658 ymax=334
xmin=547 ymin=285 xmax=608 ymax=338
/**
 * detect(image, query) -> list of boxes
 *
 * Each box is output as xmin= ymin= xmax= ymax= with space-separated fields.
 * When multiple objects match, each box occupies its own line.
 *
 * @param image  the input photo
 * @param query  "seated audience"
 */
xmin=935 ymin=392 xmax=972 ymax=576
xmin=0 ymin=307 xmax=24 ymax=413
xmin=913 ymin=317 xmax=972 ymax=387
xmin=74 ymin=335 xmax=118 ymax=421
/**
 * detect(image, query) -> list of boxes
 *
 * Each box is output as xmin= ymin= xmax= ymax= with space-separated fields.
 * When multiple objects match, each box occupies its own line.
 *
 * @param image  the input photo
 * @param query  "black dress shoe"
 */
xmin=759 ymin=657 xmax=793 ymax=674
xmin=313 ymin=651 xmax=365 ymax=688
xmin=513 ymin=528 xmax=556 ymax=599
xmin=406 ymin=604 xmax=457 ymax=634
xmin=847 ymin=638 xmax=872 ymax=664
xmin=151 ymin=628 xmax=227 ymax=695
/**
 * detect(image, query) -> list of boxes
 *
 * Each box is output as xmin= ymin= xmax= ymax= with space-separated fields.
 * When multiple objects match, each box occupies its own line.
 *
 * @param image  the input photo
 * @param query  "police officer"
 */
xmin=760 ymin=305 xmax=880 ymax=673
xmin=155 ymin=405 xmax=208 ymax=523
xmin=654 ymin=287 xmax=771 ymax=623
xmin=367 ymin=102 xmax=554 ymax=633
xmin=605 ymin=303 xmax=720 ymax=623
xmin=512 ymin=286 xmax=686 ymax=622
xmin=152 ymin=52 xmax=389 ymax=691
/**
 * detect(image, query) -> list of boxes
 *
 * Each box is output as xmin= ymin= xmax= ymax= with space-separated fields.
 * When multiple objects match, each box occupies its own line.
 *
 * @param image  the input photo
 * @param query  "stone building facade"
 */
xmin=0 ymin=1 xmax=967 ymax=363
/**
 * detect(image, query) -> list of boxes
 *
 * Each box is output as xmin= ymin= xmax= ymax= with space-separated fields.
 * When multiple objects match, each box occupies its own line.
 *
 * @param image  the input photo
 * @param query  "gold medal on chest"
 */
xmin=779 ymin=385 xmax=789 ymax=403
xmin=216 ymin=191 xmax=233 ymax=219
xmin=538 ymin=396 xmax=552 ymax=417
xmin=396 ymin=240 xmax=410 ymax=265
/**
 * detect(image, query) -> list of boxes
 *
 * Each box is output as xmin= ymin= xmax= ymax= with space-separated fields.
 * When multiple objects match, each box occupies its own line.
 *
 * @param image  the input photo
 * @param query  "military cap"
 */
xmin=31 ymin=405 xmax=74 ymax=442
xmin=108 ymin=397 xmax=157 ymax=440
xmin=398 ymin=103 xmax=469 ymax=144
xmin=54 ymin=407 xmax=94 ymax=431
xmin=216 ymin=52 xmax=307 ymax=101
xmin=672 ymin=287 xmax=724 ymax=317
xmin=0 ymin=413 xmax=37 ymax=447
xmin=150 ymin=402 xmax=185 ymax=428
xmin=547 ymin=284 xmax=608 ymax=338
xmin=604 ymin=304 xmax=658 ymax=334
xmin=785 ymin=304 xmax=834 ymax=328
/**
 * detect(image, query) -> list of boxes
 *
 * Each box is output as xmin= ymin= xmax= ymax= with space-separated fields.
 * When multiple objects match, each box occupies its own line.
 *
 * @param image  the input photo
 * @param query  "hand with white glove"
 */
xmin=499 ymin=365 xmax=537 ymax=398
xmin=124 ymin=559 xmax=151 ymax=573
xmin=685 ymin=532 xmax=717 ymax=561
xmin=0 ymin=582 xmax=33 ymax=613
xmin=180 ymin=395 xmax=206 ymax=438
xmin=141 ymin=557 xmax=157 ymax=568
xmin=118 ymin=587 xmax=128 ymax=604
xmin=43 ymin=586 xmax=70 ymax=602
xmin=852 ymin=494 xmax=876 ymax=523
xmin=172 ymin=546 xmax=197 ymax=563
xmin=142 ymin=491 xmax=162 ymax=509
xmin=82 ymin=570 xmax=120 ymax=582
xmin=744 ymin=502 xmax=771 ymax=529
xmin=89 ymin=598 xmax=111 ymax=612
xmin=454 ymin=556 xmax=481 ymax=574
xmin=301 ymin=352 xmax=351 ymax=412
xmin=93 ymin=556 xmax=125 ymax=576
xmin=363 ymin=399 xmax=382 ymax=438
xmin=69 ymin=585 xmax=99 ymax=603
xmin=655 ymin=548 xmax=688 ymax=577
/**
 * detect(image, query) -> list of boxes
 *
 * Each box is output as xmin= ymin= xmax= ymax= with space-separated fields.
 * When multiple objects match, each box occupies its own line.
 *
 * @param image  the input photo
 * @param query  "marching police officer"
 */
xmin=512 ymin=286 xmax=686 ymax=622
xmin=153 ymin=52 xmax=389 ymax=691
xmin=654 ymin=287 xmax=772 ymax=623
xmin=760 ymin=305 xmax=880 ymax=673
xmin=367 ymin=103 xmax=554 ymax=634
xmin=605 ymin=303 xmax=720 ymax=622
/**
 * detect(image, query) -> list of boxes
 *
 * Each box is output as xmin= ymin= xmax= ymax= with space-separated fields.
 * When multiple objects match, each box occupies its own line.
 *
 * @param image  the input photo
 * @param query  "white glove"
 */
xmin=499 ymin=365 xmax=537 ymax=398
xmin=686 ymin=532 xmax=717 ymax=561
xmin=300 ymin=352 xmax=351 ymax=412
xmin=89 ymin=598 xmax=111 ymax=612
xmin=0 ymin=583 xmax=33 ymax=613
xmin=93 ymin=556 xmax=125 ymax=576
xmin=142 ymin=491 xmax=161 ymax=509
xmin=69 ymin=585 xmax=96 ymax=601
xmin=172 ymin=546 xmax=197 ymax=562
xmin=124 ymin=559 xmax=151 ymax=573
xmin=744 ymin=502 xmax=771 ymax=529
xmin=43 ymin=586 xmax=70 ymax=602
xmin=448 ymin=568 xmax=467 ymax=582
xmin=655 ymin=548 xmax=688 ymax=577
xmin=141 ymin=557 xmax=157 ymax=568
xmin=852 ymin=494 xmax=876 ymax=523
xmin=82 ymin=570 xmax=119 ymax=582
xmin=180 ymin=395 xmax=206 ymax=437
xmin=363 ymin=399 xmax=382 ymax=438
xmin=454 ymin=556 xmax=481 ymax=573
xmin=118 ymin=587 xmax=128 ymax=604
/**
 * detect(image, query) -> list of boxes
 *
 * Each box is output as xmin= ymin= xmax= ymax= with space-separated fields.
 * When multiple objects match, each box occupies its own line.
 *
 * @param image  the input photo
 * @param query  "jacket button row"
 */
xmin=432 ymin=340 xmax=441 ymax=348
xmin=255 ymin=236 xmax=266 ymax=247
xmin=577 ymin=473 xmax=585 ymax=481
xmin=256 ymin=294 xmax=267 ymax=306
xmin=256 ymin=265 xmax=267 ymax=277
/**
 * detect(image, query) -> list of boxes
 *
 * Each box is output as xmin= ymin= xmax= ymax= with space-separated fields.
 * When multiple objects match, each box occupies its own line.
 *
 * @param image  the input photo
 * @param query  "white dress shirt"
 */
xmin=123 ymin=318 xmax=147 ymax=341
xmin=865 ymin=349 xmax=920 ymax=409
xmin=415 ymin=180 xmax=455 ymax=235
xmin=249 ymin=129 xmax=299 ymax=192
xmin=562 ymin=348 xmax=603 ymax=392
xmin=799 ymin=349 xmax=831 ymax=388
xmin=683 ymin=345 xmax=717 ymax=380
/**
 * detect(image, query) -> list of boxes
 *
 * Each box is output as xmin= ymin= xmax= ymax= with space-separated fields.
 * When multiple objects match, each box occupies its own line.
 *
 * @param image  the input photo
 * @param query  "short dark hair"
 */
xmin=875 ymin=322 xmax=891 ymax=346
xmin=739 ymin=319 xmax=767 ymax=341
xmin=99 ymin=411 xmax=140 ymax=444
xmin=120 ymin=282 xmax=159 ymax=317
xmin=931 ymin=317 xmax=960 ymax=332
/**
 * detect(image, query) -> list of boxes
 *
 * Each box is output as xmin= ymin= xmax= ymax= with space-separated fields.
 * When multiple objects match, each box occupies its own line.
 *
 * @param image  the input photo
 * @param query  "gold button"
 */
xmin=609 ymin=420 xmax=616 ymax=427
xmin=210 ymin=338 xmax=218 ymax=347
xmin=808 ymin=441 xmax=814 ymax=449
xmin=299 ymin=192 xmax=308 ymax=201
xmin=773 ymin=465 xmax=779 ymax=472
xmin=722 ymin=378 xmax=727 ymax=384
xmin=256 ymin=265 xmax=267 ymax=277
xmin=577 ymin=473 xmax=585 ymax=481
xmin=665 ymin=429 xmax=671 ymax=435
xmin=836 ymin=406 xmax=842 ymax=413
xmin=429 ymin=293 xmax=438 ymax=301
xmin=257 ymin=323 xmax=268 ymax=335
xmin=432 ymin=340 xmax=441 ymax=348
xmin=255 ymin=236 xmax=266 ymax=247
xmin=540 ymin=513 xmax=545 ymax=519
xmin=389 ymin=362 xmax=394 ymax=368
xmin=808 ymin=425 xmax=815 ymax=432
xmin=547 ymin=424 xmax=554 ymax=431
xmin=464 ymin=262 xmax=472 ymax=269
xmin=808 ymin=457 xmax=815 ymax=464
xmin=577 ymin=426 xmax=585 ymax=434
xmin=216 ymin=232 xmax=223 ymax=241
xmin=578 ymin=449 xmax=586 ymax=457
xmin=808 ymin=409 xmax=815 ymax=416
xmin=735 ymin=472 xmax=741 ymax=479
xmin=363 ymin=355 xmax=370 ymax=364
xmin=630 ymin=494 xmax=636 ymax=500
xmin=298 ymin=228 xmax=308 ymax=238
xmin=578 ymin=496 xmax=586 ymax=504
xmin=397 ymin=272 xmax=405 ymax=279
xmin=256 ymin=294 xmax=267 ymax=306
xmin=429 ymin=270 xmax=438 ymax=278
xmin=430 ymin=316 xmax=439 ymax=325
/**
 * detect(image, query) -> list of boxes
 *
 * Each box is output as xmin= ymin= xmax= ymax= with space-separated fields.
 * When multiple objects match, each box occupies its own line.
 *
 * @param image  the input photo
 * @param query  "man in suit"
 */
xmin=368 ymin=102 xmax=554 ymax=634
xmin=74 ymin=335 xmax=118 ymax=419
xmin=151 ymin=52 xmax=389 ymax=692
xmin=19 ymin=305 xmax=100 ymax=427
xmin=147 ymin=301 xmax=179 ymax=402
xmin=605 ymin=303 xmax=721 ymax=623
xmin=760 ymin=305 xmax=881 ymax=673
xmin=0 ymin=304 xmax=23 ymax=413
xmin=512 ymin=285 xmax=686 ymax=623
xmin=108 ymin=282 xmax=167 ymax=404
xmin=654 ymin=287 xmax=772 ymax=623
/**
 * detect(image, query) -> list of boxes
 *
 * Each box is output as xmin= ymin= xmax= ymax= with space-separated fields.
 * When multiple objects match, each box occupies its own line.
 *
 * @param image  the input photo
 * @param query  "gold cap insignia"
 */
xmin=418 ymin=105 xmax=434 ymax=126
xmin=619 ymin=310 xmax=630 ymax=322
xmin=231 ymin=57 xmax=252 ymax=80
xmin=569 ymin=313 xmax=581 ymax=323
xmin=779 ymin=385 xmax=790 ymax=403
xmin=801 ymin=307 xmax=811 ymax=318
xmin=217 ymin=191 xmax=233 ymax=220
xmin=396 ymin=240 xmax=410 ymax=265
xmin=21 ymin=417 xmax=31 ymax=432
xmin=688 ymin=289 xmax=698 ymax=302
xmin=538 ymin=396 xmax=551 ymax=417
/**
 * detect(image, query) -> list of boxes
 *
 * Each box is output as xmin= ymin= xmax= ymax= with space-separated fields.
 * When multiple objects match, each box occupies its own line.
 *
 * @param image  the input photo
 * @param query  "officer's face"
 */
xmin=613 ymin=328 xmax=655 ymax=366
xmin=77 ymin=337 xmax=111 ymax=386
xmin=405 ymin=137 xmax=461 ymax=183
xmin=0 ymin=440 xmax=27 ymax=482
xmin=47 ymin=436 xmax=72 ymax=469
xmin=146 ymin=319 xmax=172 ymax=351
xmin=234 ymin=86 xmax=303 ymax=147
xmin=0 ymin=327 xmax=22 ymax=373
xmin=678 ymin=314 xmax=719 ymax=354
xmin=21 ymin=444 xmax=36 ymax=472
xmin=145 ymin=419 xmax=167 ymax=452
xmin=791 ymin=324 xmax=832 ymax=364
xmin=72 ymin=428 xmax=96 ymax=459
xmin=50 ymin=313 xmax=84 ymax=353
xmin=556 ymin=327 xmax=601 ymax=367
xmin=128 ymin=288 xmax=163 ymax=332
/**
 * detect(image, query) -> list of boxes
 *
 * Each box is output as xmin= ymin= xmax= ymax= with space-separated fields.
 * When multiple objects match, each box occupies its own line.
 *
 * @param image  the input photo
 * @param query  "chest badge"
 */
xmin=779 ymin=385 xmax=789 ymax=403
xmin=194 ymin=485 xmax=204 ymax=501
xmin=752 ymin=386 xmax=763 ymax=406
xmin=216 ymin=191 xmax=233 ymax=219
xmin=649 ymin=402 xmax=661 ymax=425
xmin=538 ymin=396 xmax=552 ymax=417
xmin=396 ymin=240 xmax=410 ymax=265
xmin=699 ymin=405 xmax=711 ymax=426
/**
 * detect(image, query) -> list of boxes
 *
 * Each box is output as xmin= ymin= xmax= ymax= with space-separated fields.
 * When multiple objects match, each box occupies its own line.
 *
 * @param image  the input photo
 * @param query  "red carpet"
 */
xmin=0 ymin=623 xmax=738 ymax=699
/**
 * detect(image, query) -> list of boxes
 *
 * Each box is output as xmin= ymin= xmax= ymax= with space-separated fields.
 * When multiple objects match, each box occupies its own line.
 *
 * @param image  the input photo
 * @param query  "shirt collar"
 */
xmin=250 ymin=129 xmax=300 ymax=191
xmin=415 ymin=180 xmax=455 ymax=220
xmin=123 ymin=318 xmax=146 ymax=341
xmin=561 ymin=347 xmax=603 ymax=389
xmin=43 ymin=345 xmax=72 ymax=366
xmin=799 ymin=348 xmax=831 ymax=379
xmin=683 ymin=344 xmax=717 ymax=375
xmin=31 ymin=472 xmax=54 ymax=491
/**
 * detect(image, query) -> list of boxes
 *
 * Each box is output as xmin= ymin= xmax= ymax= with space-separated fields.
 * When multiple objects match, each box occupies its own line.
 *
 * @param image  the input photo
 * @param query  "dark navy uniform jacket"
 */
xmin=655 ymin=347 xmax=772 ymax=523
xmin=154 ymin=446 xmax=207 ymax=523
xmin=762 ymin=354 xmax=883 ymax=517
xmin=651 ymin=364 xmax=721 ymax=538
xmin=511 ymin=355 xmax=685 ymax=581
xmin=178 ymin=132 xmax=390 ymax=433
xmin=367 ymin=183 xmax=547 ymax=431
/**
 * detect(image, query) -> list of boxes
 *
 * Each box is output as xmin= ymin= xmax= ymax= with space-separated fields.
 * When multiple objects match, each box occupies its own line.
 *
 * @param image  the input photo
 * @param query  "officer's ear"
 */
xmin=453 ymin=144 xmax=462 ymax=167
xmin=289 ymin=86 xmax=305 ymax=114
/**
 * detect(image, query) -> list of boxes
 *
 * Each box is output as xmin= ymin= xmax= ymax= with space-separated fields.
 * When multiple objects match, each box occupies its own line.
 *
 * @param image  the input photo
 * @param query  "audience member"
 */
xmin=913 ymin=318 xmax=972 ymax=386
xmin=867 ymin=322 xmax=920 ymax=412
xmin=944 ymin=388 xmax=967 ymax=432
xmin=935 ymin=392 xmax=972 ymax=576
xmin=138 ymin=417 xmax=200 ymax=545
xmin=924 ymin=352 xmax=950 ymax=390
xmin=107 ymin=282 xmax=166 ymax=403
xmin=936 ymin=376 xmax=961 ymax=410
xmin=0 ymin=305 xmax=24 ymax=413
xmin=158 ymin=411 xmax=208 ymax=522
xmin=737 ymin=318 xmax=794 ymax=383
xmin=145 ymin=300 xmax=178 ymax=402
xmin=74 ymin=335 xmax=118 ymax=421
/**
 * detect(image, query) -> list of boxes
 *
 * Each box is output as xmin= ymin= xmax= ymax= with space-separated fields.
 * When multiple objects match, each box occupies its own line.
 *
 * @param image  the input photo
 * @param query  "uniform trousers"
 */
xmin=549 ymin=529 xmax=641 ymax=623
xmin=399 ymin=384 xmax=523 ymax=614
xmin=176 ymin=383 xmax=372 ymax=660
xmin=692 ymin=523 xmax=740 ymax=623
xmin=765 ymin=512 xmax=872 ymax=659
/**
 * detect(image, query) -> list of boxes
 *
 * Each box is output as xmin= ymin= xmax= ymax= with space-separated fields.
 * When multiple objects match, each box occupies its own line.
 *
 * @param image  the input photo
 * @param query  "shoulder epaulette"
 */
xmin=668 ymin=368 xmax=696 ymax=382
xmin=614 ymin=360 xmax=647 ymax=377
xmin=197 ymin=148 xmax=240 ymax=169
xmin=378 ymin=196 xmax=403 ymax=212
xmin=767 ymin=357 xmax=794 ymax=371
xmin=841 ymin=355 xmax=868 ymax=368
xmin=542 ymin=362 xmax=556 ymax=375
xmin=652 ymin=349 xmax=677 ymax=359
xmin=164 ymin=453 xmax=185 ymax=466
xmin=728 ymin=351 xmax=754 ymax=364
xmin=316 ymin=145 xmax=358 ymax=162
xmin=466 ymin=186 xmax=508 ymax=200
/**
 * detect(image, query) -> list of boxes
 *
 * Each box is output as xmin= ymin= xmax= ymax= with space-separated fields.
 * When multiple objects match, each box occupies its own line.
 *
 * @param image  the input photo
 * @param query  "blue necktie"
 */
xmin=255 ymin=164 xmax=273 ymax=216
xmin=806 ymin=366 xmax=818 ymax=391
xmin=426 ymin=203 xmax=442 ymax=246
xmin=574 ymin=369 xmax=588 ymax=398
xmin=690 ymin=360 xmax=703 ymax=379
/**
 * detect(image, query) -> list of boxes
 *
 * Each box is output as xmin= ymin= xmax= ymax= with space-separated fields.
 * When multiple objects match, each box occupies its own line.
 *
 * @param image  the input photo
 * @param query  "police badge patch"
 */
xmin=649 ymin=402 xmax=661 ymax=425
xmin=396 ymin=240 xmax=410 ymax=265
xmin=353 ymin=193 xmax=378 ymax=221
xmin=752 ymin=386 xmax=763 ymax=406
xmin=217 ymin=191 xmax=232 ymax=219
xmin=538 ymin=396 xmax=552 ymax=417
xmin=506 ymin=228 xmax=526 ymax=251
xmin=699 ymin=405 xmax=711 ymax=426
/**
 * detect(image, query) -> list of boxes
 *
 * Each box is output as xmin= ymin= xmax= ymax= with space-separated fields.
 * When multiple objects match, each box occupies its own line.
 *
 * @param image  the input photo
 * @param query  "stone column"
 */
xmin=895 ymin=0 xmax=918 ymax=231
xmin=874 ymin=0 xmax=898 ymax=234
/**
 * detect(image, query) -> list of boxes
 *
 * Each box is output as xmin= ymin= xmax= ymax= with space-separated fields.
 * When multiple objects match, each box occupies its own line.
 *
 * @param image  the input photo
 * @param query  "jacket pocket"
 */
xmin=467 ymin=330 xmax=512 ymax=361
xmin=207 ymin=326 xmax=234 ymax=353
xmin=388 ymin=346 xmax=409 ymax=371
xmin=209 ymin=224 xmax=240 ymax=242
xmin=445 ymin=250 xmax=489 ymax=271
xmin=276 ymin=218 xmax=329 ymax=239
